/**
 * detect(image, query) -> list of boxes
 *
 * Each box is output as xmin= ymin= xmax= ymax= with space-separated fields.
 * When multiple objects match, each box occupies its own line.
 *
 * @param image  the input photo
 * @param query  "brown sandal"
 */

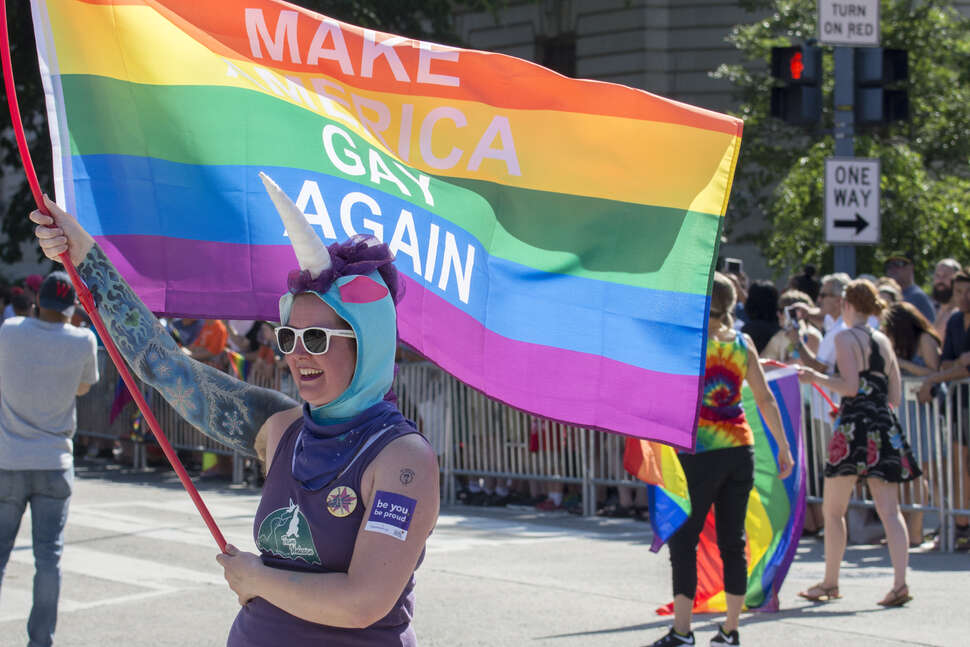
xmin=798 ymin=583 xmax=841 ymax=602
xmin=878 ymin=584 xmax=913 ymax=607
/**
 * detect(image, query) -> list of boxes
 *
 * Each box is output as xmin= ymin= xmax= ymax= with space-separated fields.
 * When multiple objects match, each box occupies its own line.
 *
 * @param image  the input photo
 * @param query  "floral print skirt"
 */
xmin=824 ymin=372 xmax=921 ymax=483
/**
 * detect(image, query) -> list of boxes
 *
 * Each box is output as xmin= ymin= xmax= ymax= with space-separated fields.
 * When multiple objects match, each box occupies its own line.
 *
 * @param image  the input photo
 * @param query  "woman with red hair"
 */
xmin=795 ymin=279 xmax=920 ymax=607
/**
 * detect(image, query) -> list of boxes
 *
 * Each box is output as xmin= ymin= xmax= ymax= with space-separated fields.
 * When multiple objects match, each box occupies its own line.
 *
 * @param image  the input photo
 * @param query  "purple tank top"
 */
xmin=227 ymin=417 xmax=424 ymax=647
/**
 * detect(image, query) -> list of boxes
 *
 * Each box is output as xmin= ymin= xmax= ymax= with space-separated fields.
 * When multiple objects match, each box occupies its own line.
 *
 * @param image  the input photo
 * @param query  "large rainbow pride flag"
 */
xmin=31 ymin=0 xmax=743 ymax=447
xmin=625 ymin=370 xmax=806 ymax=611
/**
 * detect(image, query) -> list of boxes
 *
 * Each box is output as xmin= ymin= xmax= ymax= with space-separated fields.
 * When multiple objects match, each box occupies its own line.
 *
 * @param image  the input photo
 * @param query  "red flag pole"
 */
xmin=0 ymin=4 xmax=227 ymax=552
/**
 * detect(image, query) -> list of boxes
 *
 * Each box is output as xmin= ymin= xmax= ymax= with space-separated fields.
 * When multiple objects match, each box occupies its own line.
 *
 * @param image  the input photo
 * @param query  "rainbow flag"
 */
xmin=31 ymin=0 xmax=743 ymax=446
xmin=629 ymin=370 xmax=805 ymax=612
xmin=108 ymin=375 xmax=133 ymax=424
xmin=226 ymin=349 xmax=249 ymax=381
xmin=623 ymin=438 xmax=691 ymax=542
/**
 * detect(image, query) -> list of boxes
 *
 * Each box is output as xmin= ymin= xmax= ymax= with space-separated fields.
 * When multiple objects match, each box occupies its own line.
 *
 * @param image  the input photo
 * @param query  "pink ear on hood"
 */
xmin=339 ymin=276 xmax=389 ymax=304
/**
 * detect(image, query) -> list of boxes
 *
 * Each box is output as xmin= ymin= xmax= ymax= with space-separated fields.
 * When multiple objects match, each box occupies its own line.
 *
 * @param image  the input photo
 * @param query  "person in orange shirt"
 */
xmin=170 ymin=318 xmax=228 ymax=368
xmin=196 ymin=318 xmax=228 ymax=356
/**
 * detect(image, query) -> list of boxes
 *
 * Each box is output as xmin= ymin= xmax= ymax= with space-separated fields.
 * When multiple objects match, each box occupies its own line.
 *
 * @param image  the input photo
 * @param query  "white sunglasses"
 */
xmin=274 ymin=325 xmax=356 ymax=355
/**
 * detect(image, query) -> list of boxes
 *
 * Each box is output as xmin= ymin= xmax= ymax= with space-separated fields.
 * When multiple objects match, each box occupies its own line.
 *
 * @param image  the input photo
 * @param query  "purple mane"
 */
xmin=286 ymin=234 xmax=403 ymax=304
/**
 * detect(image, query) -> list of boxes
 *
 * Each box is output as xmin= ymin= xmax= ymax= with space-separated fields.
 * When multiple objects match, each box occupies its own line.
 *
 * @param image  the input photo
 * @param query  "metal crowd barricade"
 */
xmin=77 ymin=349 xmax=258 ymax=483
xmin=394 ymin=361 xmax=592 ymax=509
xmin=395 ymin=362 xmax=588 ymax=503
xmin=941 ymin=379 xmax=970 ymax=551
xmin=398 ymin=364 xmax=967 ymax=552
xmin=77 ymin=350 xmax=970 ymax=552
xmin=586 ymin=427 xmax=648 ymax=517
xmin=394 ymin=362 xmax=649 ymax=516
xmin=74 ymin=349 xmax=138 ymax=451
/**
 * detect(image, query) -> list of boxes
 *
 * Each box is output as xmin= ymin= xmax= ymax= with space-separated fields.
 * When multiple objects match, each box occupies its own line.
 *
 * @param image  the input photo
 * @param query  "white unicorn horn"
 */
xmin=259 ymin=171 xmax=332 ymax=277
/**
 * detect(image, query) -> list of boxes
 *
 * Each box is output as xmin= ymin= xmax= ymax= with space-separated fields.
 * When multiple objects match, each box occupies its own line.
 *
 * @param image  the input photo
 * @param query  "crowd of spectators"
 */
xmin=717 ymin=253 xmax=970 ymax=550
xmin=447 ymin=252 xmax=970 ymax=548
xmin=6 ymin=251 xmax=969 ymax=547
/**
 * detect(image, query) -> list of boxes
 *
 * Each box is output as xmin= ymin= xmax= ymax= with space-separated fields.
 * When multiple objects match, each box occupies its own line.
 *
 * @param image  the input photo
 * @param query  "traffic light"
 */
xmin=855 ymin=48 xmax=909 ymax=125
xmin=770 ymin=45 xmax=822 ymax=125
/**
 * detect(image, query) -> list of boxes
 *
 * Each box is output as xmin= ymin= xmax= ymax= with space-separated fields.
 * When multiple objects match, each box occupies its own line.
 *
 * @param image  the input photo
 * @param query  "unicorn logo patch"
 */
xmin=256 ymin=498 xmax=321 ymax=565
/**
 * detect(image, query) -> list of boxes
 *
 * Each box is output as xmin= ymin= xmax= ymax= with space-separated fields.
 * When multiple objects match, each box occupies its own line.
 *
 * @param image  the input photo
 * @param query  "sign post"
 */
xmin=818 ymin=0 xmax=880 ymax=275
xmin=825 ymin=157 xmax=880 ymax=245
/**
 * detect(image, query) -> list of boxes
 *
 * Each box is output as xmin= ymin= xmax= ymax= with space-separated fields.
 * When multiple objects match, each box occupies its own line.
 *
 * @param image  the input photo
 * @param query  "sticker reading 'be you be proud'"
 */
xmin=365 ymin=491 xmax=417 ymax=541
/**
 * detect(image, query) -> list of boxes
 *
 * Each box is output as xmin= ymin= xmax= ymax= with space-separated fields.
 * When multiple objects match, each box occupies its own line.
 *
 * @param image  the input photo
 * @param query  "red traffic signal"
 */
xmin=770 ymin=45 xmax=822 ymax=125
xmin=790 ymin=51 xmax=804 ymax=80
xmin=771 ymin=45 xmax=820 ymax=84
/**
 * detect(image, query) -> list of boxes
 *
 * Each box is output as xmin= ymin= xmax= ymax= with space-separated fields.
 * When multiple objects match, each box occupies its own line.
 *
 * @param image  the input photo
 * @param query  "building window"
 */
xmin=538 ymin=34 xmax=576 ymax=77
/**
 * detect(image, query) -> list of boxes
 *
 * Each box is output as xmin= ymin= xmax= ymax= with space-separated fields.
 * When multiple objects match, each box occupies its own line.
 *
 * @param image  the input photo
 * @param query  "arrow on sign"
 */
xmin=834 ymin=213 xmax=869 ymax=235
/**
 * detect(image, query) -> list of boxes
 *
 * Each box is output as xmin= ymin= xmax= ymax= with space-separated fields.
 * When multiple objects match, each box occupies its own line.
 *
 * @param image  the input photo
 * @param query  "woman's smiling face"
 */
xmin=284 ymin=294 xmax=357 ymax=406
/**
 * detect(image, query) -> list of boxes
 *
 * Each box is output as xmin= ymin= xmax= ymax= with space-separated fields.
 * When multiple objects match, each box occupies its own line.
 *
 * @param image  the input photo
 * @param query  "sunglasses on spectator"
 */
xmin=884 ymin=260 xmax=909 ymax=269
xmin=819 ymin=291 xmax=842 ymax=298
xmin=275 ymin=325 xmax=356 ymax=355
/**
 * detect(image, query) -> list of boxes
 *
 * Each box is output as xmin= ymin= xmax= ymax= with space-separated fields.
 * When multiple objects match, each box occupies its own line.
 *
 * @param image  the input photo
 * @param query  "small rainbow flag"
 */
xmin=108 ymin=375 xmax=133 ymax=424
xmin=226 ymin=349 xmax=249 ymax=381
xmin=627 ymin=370 xmax=805 ymax=612
xmin=31 ymin=0 xmax=742 ymax=446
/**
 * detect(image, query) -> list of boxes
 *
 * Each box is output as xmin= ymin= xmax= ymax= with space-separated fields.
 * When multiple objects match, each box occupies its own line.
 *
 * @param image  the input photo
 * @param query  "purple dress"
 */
xmin=227 ymin=417 xmax=423 ymax=647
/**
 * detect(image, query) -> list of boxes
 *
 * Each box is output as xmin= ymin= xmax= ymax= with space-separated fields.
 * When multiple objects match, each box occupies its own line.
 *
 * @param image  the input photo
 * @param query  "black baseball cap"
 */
xmin=37 ymin=271 xmax=76 ymax=313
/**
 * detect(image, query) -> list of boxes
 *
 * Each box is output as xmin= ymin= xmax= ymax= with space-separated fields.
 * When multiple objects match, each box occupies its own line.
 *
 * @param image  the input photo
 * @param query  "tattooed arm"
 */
xmin=74 ymin=245 xmax=297 ymax=457
xmin=31 ymin=196 xmax=297 ymax=458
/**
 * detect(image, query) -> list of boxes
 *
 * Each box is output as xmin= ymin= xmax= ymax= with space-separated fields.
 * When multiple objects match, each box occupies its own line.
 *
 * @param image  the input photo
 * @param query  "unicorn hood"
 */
xmin=260 ymin=172 xmax=402 ymax=421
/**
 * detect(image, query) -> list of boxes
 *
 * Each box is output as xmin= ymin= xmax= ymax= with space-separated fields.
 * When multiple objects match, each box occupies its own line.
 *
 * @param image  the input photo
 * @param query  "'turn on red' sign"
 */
xmin=818 ymin=0 xmax=880 ymax=47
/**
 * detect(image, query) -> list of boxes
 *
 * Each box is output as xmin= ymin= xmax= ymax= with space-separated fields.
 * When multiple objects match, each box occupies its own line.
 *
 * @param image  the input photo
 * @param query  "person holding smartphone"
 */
xmin=763 ymin=290 xmax=822 ymax=363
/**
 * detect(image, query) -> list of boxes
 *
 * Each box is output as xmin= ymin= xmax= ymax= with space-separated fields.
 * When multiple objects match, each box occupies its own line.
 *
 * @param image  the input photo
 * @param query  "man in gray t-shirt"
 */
xmin=0 ymin=271 xmax=98 ymax=647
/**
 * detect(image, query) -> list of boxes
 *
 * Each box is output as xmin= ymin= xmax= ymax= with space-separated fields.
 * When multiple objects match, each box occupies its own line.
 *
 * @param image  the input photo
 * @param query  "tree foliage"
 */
xmin=0 ymin=0 xmax=492 ymax=266
xmin=0 ymin=1 xmax=50 ymax=267
xmin=714 ymin=0 xmax=970 ymax=281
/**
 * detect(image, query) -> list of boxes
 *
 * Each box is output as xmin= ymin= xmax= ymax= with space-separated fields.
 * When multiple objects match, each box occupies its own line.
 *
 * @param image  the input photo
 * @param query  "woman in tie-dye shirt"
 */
xmin=651 ymin=273 xmax=794 ymax=647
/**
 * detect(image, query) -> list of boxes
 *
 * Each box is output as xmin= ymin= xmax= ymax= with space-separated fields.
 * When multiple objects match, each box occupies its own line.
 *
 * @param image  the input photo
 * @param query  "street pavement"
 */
xmin=1 ymin=459 xmax=967 ymax=646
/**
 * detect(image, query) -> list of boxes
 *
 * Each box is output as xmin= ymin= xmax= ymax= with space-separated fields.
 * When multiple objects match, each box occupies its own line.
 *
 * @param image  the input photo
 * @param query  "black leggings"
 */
xmin=668 ymin=446 xmax=755 ymax=599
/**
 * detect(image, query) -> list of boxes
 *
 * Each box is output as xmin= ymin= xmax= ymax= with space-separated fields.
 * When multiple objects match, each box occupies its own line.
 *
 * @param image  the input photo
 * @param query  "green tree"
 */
xmin=0 ymin=1 xmax=50 ymax=266
xmin=0 ymin=0 xmax=491 ymax=265
xmin=715 ymin=0 xmax=970 ymax=282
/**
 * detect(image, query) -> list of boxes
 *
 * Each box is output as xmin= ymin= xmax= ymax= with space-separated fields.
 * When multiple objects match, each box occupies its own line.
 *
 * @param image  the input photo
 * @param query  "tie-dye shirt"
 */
xmin=694 ymin=331 xmax=754 ymax=452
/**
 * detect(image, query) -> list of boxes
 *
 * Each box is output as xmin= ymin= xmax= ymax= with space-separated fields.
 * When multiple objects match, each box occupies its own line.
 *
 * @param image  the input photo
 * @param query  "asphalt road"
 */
xmin=1 ymin=460 xmax=966 ymax=646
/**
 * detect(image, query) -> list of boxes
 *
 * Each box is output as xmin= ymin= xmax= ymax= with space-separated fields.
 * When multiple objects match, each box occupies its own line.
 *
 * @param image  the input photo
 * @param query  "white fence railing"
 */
xmin=76 ymin=352 xmax=970 ymax=550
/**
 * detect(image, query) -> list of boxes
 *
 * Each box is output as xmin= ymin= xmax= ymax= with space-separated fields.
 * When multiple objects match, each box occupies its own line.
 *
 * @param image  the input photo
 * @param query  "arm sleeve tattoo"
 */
xmin=77 ymin=245 xmax=298 ymax=457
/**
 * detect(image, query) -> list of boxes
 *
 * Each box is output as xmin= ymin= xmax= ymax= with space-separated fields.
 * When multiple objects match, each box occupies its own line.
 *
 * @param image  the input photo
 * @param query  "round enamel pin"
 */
xmin=326 ymin=485 xmax=358 ymax=517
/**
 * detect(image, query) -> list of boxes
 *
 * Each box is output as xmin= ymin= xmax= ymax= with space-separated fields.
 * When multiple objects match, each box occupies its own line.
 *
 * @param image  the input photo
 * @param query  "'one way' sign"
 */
xmin=825 ymin=157 xmax=880 ymax=244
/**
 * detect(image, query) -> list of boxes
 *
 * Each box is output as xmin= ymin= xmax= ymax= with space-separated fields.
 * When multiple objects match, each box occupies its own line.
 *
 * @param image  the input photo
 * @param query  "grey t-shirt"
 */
xmin=0 ymin=317 xmax=99 ymax=470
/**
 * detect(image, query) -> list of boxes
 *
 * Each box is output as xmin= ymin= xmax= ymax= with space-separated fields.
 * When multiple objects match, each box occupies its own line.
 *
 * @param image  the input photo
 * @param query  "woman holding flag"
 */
xmin=651 ymin=272 xmax=794 ymax=647
xmin=29 ymin=175 xmax=438 ymax=646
